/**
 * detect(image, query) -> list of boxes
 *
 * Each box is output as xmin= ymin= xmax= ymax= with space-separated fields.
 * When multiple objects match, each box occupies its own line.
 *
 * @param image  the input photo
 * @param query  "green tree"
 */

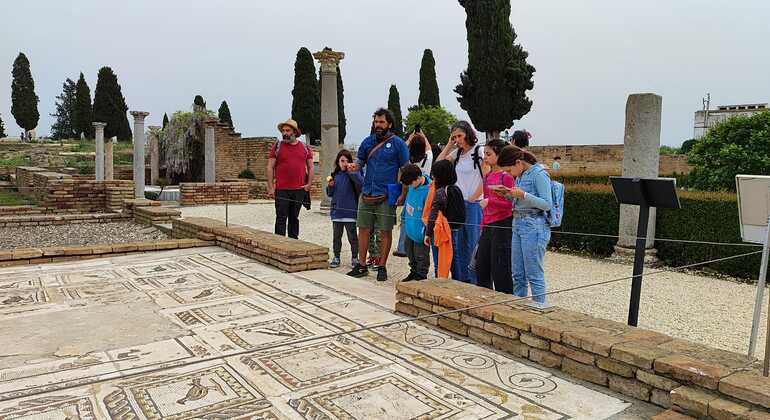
xmin=73 ymin=72 xmax=93 ymax=138
xmin=0 ymin=113 xmax=6 ymax=138
xmin=50 ymin=78 xmax=77 ymax=140
xmin=92 ymin=66 xmax=131 ymax=141
xmin=680 ymin=138 xmax=697 ymax=154
xmin=418 ymin=49 xmax=441 ymax=108
xmin=11 ymin=52 xmax=40 ymax=132
xmin=387 ymin=85 xmax=404 ymax=137
xmin=218 ymin=100 xmax=233 ymax=128
xmin=163 ymin=113 xmax=169 ymax=128
xmin=291 ymin=47 xmax=321 ymax=143
xmin=404 ymin=106 xmax=458 ymax=145
xmin=659 ymin=145 xmax=680 ymax=155
xmin=455 ymin=0 xmax=535 ymax=139
xmin=337 ymin=65 xmax=346 ymax=144
xmin=193 ymin=95 xmax=206 ymax=109
xmin=688 ymin=112 xmax=770 ymax=191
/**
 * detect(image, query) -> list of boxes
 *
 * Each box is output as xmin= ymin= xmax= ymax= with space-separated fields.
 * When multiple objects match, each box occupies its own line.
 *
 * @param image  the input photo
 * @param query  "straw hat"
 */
xmin=277 ymin=119 xmax=300 ymax=134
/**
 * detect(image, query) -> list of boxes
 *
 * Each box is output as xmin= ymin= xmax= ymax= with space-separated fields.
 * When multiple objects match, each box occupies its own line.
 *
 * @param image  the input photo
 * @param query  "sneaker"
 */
xmin=366 ymin=256 xmax=380 ymax=268
xmin=347 ymin=264 xmax=368 ymax=278
xmin=329 ymin=257 xmax=340 ymax=268
xmin=401 ymin=273 xmax=416 ymax=282
xmin=377 ymin=267 xmax=388 ymax=282
xmin=351 ymin=257 xmax=359 ymax=267
xmin=392 ymin=251 xmax=407 ymax=258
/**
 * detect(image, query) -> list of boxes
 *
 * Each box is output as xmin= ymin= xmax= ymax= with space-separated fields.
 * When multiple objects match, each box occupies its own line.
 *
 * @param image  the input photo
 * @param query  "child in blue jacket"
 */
xmin=399 ymin=164 xmax=432 ymax=282
xmin=326 ymin=150 xmax=363 ymax=268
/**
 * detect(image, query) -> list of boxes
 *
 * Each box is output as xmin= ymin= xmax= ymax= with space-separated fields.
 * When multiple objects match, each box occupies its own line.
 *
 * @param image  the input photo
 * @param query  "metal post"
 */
xmin=749 ymin=217 xmax=770 ymax=358
xmin=628 ymin=203 xmax=650 ymax=327
xmin=225 ymin=184 xmax=229 ymax=227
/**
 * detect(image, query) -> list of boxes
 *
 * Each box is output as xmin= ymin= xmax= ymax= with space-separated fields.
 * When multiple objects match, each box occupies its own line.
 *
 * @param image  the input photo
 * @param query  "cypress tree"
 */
xmin=455 ymin=0 xmax=535 ymax=138
xmin=10 ymin=53 xmax=40 ymax=132
xmin=218 ymin=100 xmax=233 ymax=128
xmin=73 ymin=72 xmax=93 ymax=138
xmin=291 ymin=47 xmax=321 ymax=143
xmin=92 ymin=66 xmax=131 ymax=141
xmin=418 ymin=49 xmax=441 ymax=108
xmin=336 ymin=65 xmax=346 ymax=144
xmin=387 ymin=85 xmax=405 ymax=137
xmin=50 ymin=78 xmax=77 ymax=140
xmin=0 ymin=114 xmax=6 ymax=138
xmin=162 ymin=113 xmax=169 ymax=129
xmin=193 ymin=95 xmax=206 ymax=111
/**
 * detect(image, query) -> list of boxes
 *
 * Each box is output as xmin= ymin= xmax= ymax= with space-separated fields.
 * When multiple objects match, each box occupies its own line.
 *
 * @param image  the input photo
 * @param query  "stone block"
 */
xmin=651 ymin=388 xmax=672 ymax=409
xmin=520 ymin=333 xmax=550 ymax=350
xmin=460 ymin=313 xmax=485 ymax=329
xmin=528 ymin=348 xmax=562 ymax=369
xmin=111 ymin=243 xmax=138 ymax=253
xmin=395 ymin=302 xmax=418 ymax=317
xmin=608 ymin=374 xmax=650 ymax=401
xmin=708 ymin=398 xmax=751 ymax=420
xmin=597 ymin=356 xmax=635 ymax=378
xmin=655 ymin=355 xmax=730 ymax=390
xmin=482 ymin=321 xmax=520 ymax=339
xmin=637 ymin=369 xmax=681 ymax=392
xmin=649 ymin=410 xmax=697 ymax=420
xmin=438 ymin=317 xmax=468 ymax=336
xmin=90 ymin=245 xmax=113 ymax=255
xmin=562 ymin=328 xmax=627 ymax=357
xmin=670 ymin=386 xmax=718 ymax=418
xmin=719 ymin=372 xmax=770 ymax=409
xmin=747 ymin=410 xmax=770 ymax=420
xmin=492 ymin=336 xmax=530 ymax=358
xmin=433 ymin=304 xmax=460 ymax=320
xmin=611 ymin=342 xmax=672 ymax=370
xmin=0 ymin=250 xmax=12 ymax=261
xmin=468 ymin=326 xmax=494 ymax=345
xmin=11 ymin=248 xmax=42 ymax=259
xmin=530 ymin=318 xmax=573 ymax=342
xmin=413 ymin=298 xmax=433 ymax=312
xmin=41 ymin=247 xmax=66 ymax=256
xmin=551 ymin=343 xmax=596 ymax=365
xmin=493 ymin=306 xmax=542 ymax=331
xmin=396 ymin=293 xmax=413 ymax=305
xmin=562 ymin=358 xmax=608 ymax=386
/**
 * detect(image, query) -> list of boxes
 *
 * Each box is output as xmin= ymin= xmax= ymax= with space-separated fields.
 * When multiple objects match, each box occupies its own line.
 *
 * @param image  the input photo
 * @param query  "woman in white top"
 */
xmin=436 ymin=121 xmax=487 ymax=284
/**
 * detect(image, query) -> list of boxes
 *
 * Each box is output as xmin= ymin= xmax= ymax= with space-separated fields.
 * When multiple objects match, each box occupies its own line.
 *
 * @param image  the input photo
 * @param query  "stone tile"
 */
xmin=654 ymin=354 xmax=730 ymax=390
xmin=562 ymin=358 xmax=608 ymax=386
xmin=708 ymin=398 xmax=752 ymax=420
xmin=651 ymin=388 xmax=672 ymax=409
xmin=637 ymin=369 xmax=682 ymax=392
xmin=597 ymin=356 xmax=635 ymax=378
xmin=609 ymin=374 xmax=651 ymax=401
xmin=551 ymin=342 xmax=596 ymax=365
xmin=719 ymin=372 xmax=770 ymax=409
xmin=670 ymin=386 xmax=718 ymax=418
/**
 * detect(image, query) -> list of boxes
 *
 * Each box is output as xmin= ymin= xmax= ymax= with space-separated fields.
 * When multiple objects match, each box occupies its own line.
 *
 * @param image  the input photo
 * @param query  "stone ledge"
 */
xmin=0 ymin=212 xmax=129 ymax=227
xmin=395 ymin=279 xmax=768 ymax=418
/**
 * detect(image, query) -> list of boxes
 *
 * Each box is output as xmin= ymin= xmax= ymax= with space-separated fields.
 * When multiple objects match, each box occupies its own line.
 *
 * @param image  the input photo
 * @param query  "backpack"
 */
xmin=548 ymin=179 xmax=565 ymax=228
xmin=453 ymin=145 xmax=484 ymax=180
xmin=443 ymin=185 xmax=466 ymax=230
xmin=273 ymin=139 xmax=311 ymax=162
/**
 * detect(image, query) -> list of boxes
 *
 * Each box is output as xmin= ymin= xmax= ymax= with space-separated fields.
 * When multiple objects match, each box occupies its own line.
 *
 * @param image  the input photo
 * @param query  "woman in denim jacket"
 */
xmin=498 ymin=146 xmax=553 ymax=307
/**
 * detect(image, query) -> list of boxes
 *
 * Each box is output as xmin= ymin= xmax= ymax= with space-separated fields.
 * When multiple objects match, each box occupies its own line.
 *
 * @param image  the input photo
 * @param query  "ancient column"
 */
xmin=204 ymin=118 xmax=217 ymax=183
xmin=616 ymin=94 xmax=663 ymax=252
xmin=148 ymin=126 xmax=161 ymax=185
xmin=92 ymin=122 xmax=107 ymax=181
xmin=131 ymin=111 xmax=150 ymax=199
xmin=105 ymin=138 xmax=114 ymax=180
xmin=313 ymin=48 xmax=345 ymax=211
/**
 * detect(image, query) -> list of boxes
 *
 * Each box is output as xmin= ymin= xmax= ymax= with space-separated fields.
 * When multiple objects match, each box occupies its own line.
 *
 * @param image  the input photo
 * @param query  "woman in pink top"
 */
xmin=475 ymin=139 xmax=515 ymax=292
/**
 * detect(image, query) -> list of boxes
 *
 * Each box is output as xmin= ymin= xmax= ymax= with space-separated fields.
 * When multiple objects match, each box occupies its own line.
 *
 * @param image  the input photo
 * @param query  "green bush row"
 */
xmin=549 ymin=185 xmax=764 ymax=281
xmin=553 ymin=173 xmax=691 ymax=188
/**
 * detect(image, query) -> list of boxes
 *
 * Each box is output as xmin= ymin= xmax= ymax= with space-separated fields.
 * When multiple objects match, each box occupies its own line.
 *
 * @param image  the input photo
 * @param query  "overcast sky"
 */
xmin=1 ymin=0 xmax=768 ymax=146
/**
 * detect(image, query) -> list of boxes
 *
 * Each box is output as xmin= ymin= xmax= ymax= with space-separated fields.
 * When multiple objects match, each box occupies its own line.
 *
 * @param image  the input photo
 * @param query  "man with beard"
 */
xmin=267 ymin=119 xmax=314 ymax=239
xmin=347 ymin=108 xmax=409 ymax=281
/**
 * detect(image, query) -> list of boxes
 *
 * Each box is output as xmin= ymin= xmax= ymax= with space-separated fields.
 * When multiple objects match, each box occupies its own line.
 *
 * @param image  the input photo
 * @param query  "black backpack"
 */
xmin=443 ymin=185 xmax=466 ymax=230
xmin=453 ymin=145 xmax=485 ymax=180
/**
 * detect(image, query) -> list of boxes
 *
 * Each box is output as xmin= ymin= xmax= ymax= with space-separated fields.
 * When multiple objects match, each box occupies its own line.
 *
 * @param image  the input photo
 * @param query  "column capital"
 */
xmin=147 ymin=125 xmax=162 ymax=133
xmin=130 ymin=111 xmax=150 ymax=121
xmin=204 ymin=117 xmax=219 ymax=127
xmin=92 ymin=122 xmax=107 ymax=128
xmin=313 ymin=47 xmax=345 ymax=72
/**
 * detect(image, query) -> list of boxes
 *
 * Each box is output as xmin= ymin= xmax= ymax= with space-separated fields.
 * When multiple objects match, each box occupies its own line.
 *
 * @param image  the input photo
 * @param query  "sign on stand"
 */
xmin=736 ymin=174 xmax=770 ymax=376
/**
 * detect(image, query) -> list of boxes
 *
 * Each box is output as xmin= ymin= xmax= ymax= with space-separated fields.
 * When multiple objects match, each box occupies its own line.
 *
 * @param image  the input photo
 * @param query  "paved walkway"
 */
xmin=0 ymin=247 xmax=658 ymax=418
xmin=179 ymin=201 xmax=768 ymax=361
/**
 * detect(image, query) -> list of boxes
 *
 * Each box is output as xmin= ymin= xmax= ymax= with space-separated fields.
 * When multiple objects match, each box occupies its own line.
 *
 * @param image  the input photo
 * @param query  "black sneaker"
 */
xmin=377 ymin=267 xmax=388 ymax=282
xmin=347 ymin=264 xmax=369 ymax=278
xmin=401 ymin=272 xmax=416 ymax=282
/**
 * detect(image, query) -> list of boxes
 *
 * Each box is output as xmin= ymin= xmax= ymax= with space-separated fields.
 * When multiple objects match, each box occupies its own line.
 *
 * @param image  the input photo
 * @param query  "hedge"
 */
xmin=554 ymin=173 xmax=690 ymax=188
xmin=550 ymin=184 xmax=764 ymax=281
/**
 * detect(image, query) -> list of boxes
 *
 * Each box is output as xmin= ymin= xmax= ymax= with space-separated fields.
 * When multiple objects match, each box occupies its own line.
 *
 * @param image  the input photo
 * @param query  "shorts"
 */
xmin=357 ymin=199 xmax=397 ymax=232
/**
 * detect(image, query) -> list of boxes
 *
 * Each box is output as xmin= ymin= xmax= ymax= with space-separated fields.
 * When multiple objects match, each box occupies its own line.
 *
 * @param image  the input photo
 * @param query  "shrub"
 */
xmin=144 ymin=191 xmax=159 ymax=200
xmin=404 ymin=106 xmax=458 ymax=145
xmin=238 ymin=168 xmax=255 ymax=179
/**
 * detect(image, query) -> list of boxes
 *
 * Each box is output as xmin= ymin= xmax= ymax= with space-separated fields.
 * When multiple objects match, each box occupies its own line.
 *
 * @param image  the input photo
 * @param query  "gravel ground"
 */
xmin=179 ymin=201 xmax=768 ymax=360
xmin=0 ymin=222 xmax=168 ymax=249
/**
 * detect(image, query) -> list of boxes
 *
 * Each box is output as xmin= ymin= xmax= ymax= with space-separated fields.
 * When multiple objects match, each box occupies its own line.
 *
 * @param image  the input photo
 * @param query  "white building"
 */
xmin=694 ymin=103 xmax=768 ymax=139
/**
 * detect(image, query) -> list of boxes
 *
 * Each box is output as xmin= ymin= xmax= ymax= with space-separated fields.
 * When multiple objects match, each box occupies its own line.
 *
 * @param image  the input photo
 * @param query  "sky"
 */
xmin=1 ymin=0 xmax=769 ymax=146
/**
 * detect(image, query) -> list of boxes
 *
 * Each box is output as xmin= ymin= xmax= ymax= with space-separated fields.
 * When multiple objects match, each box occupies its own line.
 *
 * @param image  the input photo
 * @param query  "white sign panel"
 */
xmin=736 ymin=175 xmax=770 ymax=244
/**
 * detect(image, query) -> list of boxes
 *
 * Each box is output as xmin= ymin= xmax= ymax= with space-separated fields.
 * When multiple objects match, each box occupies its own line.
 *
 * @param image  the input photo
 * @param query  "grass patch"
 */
xmin=0 ymin=156 xmax=33 ymax=167
xmin=0 ymin=189 xmax=30 ymax=206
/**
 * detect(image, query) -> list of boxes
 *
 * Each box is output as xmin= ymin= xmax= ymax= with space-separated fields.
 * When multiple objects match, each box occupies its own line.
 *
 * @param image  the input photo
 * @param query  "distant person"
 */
xmin=347 ymin=108 xmax=409 ymax=281
xmin=20 ymin=131 xmax=25 ymax=142
xmin=267 ymin=119 xmax=314 ymax=239
xmin=326 ymin=149 xmax=362 ymax=268
xmin=552 ymin=156 xmax=562 ymax=171
xmin=512 ymin=129 xmax=531 ymax=149
xmin=399 ymin=164 xmax=432 ymax=281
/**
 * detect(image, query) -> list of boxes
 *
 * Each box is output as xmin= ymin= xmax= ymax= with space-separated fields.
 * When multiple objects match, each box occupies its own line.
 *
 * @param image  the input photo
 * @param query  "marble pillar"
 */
xmin=131 ymin=111 xmax=150 ymax=199
xmin=204 ymin=118 xmax=217 ymax=183
xmin=92 ymin=122 xmax=107 ymax=181
xmin=616 ymin=94 xmax=662 ymax=250
xmin=105 ymin=138 xmax=114 ymax=181
xmin=148 ymin=126 xmax=161 ymax=185
xmin=313 ymin=48 xmax=345 ymax=211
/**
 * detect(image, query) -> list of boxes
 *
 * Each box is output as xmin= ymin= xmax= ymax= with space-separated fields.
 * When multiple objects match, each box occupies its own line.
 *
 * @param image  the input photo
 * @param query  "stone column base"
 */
xmin=612 ymin=246 xmax=660 ymax=266
xmin=318 ymin=197 xmax=331 ymax=215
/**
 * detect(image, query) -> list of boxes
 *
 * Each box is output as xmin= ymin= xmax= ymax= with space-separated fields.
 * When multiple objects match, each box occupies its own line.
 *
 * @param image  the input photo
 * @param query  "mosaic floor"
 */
xmin=0 ymin=247 xmax=642 ymax=419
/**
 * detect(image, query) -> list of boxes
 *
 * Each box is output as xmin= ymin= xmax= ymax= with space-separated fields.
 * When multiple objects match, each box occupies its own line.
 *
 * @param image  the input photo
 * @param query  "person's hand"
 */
xmin=479 ymin=198 xmax=488 ymax=209
xmin=348 ymin=163 xmax=360 ymax=172
xmin=509 ymin=187 xmax=525 ymax=199
xmin=423 ymin=237 xmax=431 ymax=247
xmin=267 ymin=185 xmax=275 ymax=198
xmin=396 ymin=193 xmax=406 ymax=207
xmin=303 ymin=183 xmax=312 ymax=192
xmin=406 ymin=132 xmax=415 ymax=144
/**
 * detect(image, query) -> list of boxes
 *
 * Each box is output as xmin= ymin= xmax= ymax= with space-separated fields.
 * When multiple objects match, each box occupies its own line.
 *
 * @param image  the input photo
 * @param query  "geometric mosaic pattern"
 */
xmin=0 ymin=247 xmax=632 ymax=419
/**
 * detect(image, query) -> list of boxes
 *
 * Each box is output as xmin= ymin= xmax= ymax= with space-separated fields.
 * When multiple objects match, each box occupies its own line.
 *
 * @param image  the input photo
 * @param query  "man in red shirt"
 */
xmin=267 ymin=119 xmax=314 ymax=239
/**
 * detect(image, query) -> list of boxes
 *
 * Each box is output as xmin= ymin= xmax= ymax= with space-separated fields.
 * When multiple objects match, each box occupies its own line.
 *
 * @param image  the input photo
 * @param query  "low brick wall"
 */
xmin=0 ymin=205 xmax=45 ymax=216
xmin=134 ymin=206 xmax=181 ymax=226
xmin=34 ymin=176 xmax=134 ymax=213
xmin=122 ymin=199 xmax=160 ymax=217
xmin=0 ymin=212 xmax=129 ymax=228
xmin=172 ymin=217 xmax=328 ymax=272
xmin=395 ymin=280 xmax=770 ymax=419
xmin=0 ymin=238 xmax=214 ymax=268
xmin=179 ymin=182 xmax=249 ymax=206
xmin=15 ymin=166 xmax=47 ymax=196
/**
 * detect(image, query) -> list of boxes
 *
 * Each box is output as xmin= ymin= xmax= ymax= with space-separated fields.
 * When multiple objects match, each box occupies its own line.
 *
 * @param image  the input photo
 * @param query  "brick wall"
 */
xmin=33 ymin=173 xmax=134 ymax=213
xmin=15 ymin=166 xmax=48 ymax=197
xmin=528 ymin=145 xmax=693 ymax=176
xmin=179 ymin=182 xmax=249 ymax=206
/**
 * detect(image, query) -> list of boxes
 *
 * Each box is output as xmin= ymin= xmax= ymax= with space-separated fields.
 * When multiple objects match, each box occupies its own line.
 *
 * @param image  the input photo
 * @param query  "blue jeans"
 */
xmin=453 ymin=201 xmax=482 ymax=284
xmin=511 ymin=214 xmax=551 ymax=303
xmin=396 ymin=219 xmax=407 ymax=254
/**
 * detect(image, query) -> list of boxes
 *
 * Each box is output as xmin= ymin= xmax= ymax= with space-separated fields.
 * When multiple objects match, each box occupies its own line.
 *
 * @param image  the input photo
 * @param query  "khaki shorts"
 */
xmin=357 ymin=199 xmax=397 ymax=231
